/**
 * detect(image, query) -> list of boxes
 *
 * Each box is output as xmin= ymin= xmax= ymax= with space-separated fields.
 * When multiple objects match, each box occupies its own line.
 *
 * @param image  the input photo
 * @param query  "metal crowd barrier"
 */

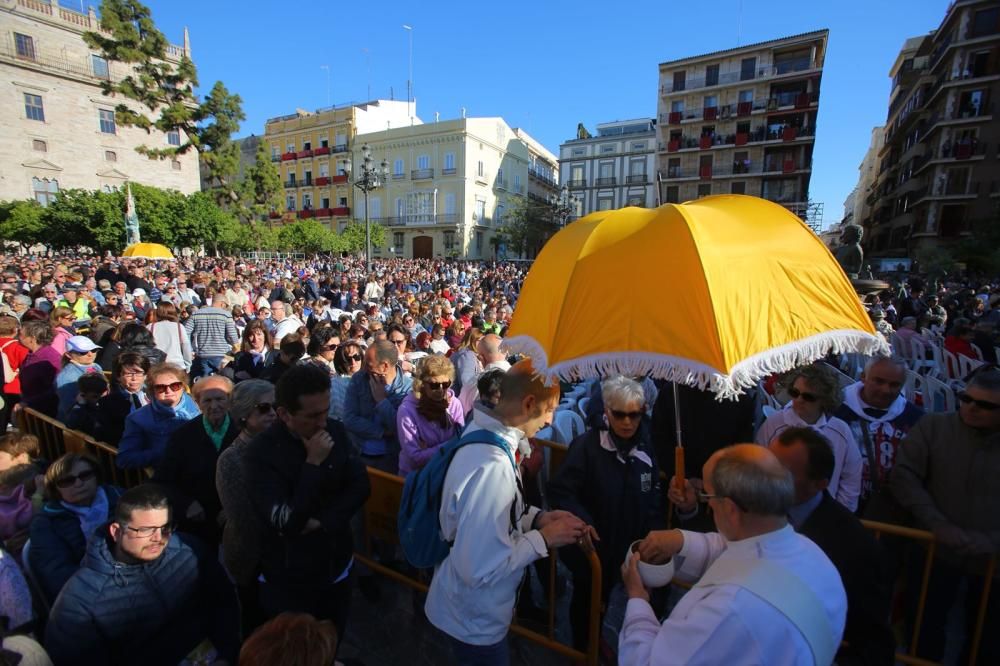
xmin=16 ymin=406 xmax=147 ymax=488
xmin=355 ymin=440 xmax=604 ymax=666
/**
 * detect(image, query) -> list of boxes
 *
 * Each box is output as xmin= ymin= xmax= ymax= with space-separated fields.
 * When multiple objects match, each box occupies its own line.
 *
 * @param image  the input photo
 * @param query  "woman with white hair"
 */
xmin=547 ymin=375 xmax=665 ymax=651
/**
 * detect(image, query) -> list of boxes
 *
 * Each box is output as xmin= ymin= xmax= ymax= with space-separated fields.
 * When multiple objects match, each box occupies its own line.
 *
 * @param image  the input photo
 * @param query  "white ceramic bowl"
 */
xmin=626 ymin=539 xmax=675 ymax=588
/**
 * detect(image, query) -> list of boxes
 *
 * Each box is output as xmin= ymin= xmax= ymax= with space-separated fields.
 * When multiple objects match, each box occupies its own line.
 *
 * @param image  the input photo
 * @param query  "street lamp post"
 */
xmin=552 ymin=184 xmax=574 ymax=228
xmin=342 ymin=144 xmax=388 ymax=273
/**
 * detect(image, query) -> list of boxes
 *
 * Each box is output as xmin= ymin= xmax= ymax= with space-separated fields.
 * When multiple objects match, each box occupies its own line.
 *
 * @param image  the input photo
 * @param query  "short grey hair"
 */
xmin=864 ymin=355 xmax=908 ymax=375
xmin=13 ymin=294 xmax=31 ymax=308
xmin=229 ymin=379 xmax=274 ymax=425
xmin=711 ymin=447 xmax=795 ymax=517
xmin=601 ymin=375 xmax=645 ymax=410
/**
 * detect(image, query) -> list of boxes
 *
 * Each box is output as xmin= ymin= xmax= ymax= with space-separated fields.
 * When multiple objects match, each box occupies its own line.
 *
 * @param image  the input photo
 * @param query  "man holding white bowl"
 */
xmin=618 ymin=444 xmax=846 ymax=666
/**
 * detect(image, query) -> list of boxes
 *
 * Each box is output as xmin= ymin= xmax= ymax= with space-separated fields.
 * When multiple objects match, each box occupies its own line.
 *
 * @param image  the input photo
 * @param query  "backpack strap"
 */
xmin=694 ymin=556 xmax=836 ymax=666
xmin=449 ymin=429 xmax=526 ymax=537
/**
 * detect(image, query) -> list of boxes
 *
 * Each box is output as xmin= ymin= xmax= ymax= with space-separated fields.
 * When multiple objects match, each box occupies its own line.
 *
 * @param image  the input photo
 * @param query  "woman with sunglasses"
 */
xmin=216 ymin=379 xmax=276 ymax=635
xmin=117 ymin=363 xmax=200 ymax=470
xmin=48 ymin=305 xmax=76 ymax=356
xmin=397 ymin=355 xmax=465 ymax=476
xmin=329 ymin=341 xmax=364 ymax=421
xmin=305 ymin=325 xmax=339 ymax=376
xmin=755 ymin=363 xmax=862 ymax=511
xmin=547 ymin=375 xmax=663 ymax=651
xmin=27 ymin=452 xmax=123 ymax=604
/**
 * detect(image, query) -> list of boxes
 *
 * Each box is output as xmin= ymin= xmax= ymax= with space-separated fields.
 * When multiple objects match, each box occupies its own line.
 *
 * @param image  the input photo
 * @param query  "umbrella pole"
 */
xmin=672 ymin=383 xmax=685 ymax=493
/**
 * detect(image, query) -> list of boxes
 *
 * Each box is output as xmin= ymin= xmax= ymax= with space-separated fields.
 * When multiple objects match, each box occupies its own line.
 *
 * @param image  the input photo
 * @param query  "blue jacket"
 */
xmin=56 ymin=362 xmax=103 ymax=422
xmin=44 ymin=526 xmax=239 ymax=666
xmin=342 ymin=365 xmax=412 ymax=456
xmin=28 ymin=485 xmax=123 ymax=603
xmin=116 ymin=394 xmax=200 ymax=469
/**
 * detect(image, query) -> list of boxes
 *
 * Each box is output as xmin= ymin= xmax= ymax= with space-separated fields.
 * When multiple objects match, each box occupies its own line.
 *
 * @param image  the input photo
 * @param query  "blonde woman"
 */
xmin=396 ymin=355 xmax=464 ymax=476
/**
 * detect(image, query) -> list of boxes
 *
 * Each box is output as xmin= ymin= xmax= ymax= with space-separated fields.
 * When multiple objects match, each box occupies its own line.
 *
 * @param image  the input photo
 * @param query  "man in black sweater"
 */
xmin=245 ymin=363 xmax=370 ymax=641
xmin=769 ymin=426 xmax=895 ymax=665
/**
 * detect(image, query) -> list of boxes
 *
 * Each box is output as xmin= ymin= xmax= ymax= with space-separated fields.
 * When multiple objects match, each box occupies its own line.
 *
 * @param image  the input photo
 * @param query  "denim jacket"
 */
xmin=342 ymin=365 xmax=412 ymax=456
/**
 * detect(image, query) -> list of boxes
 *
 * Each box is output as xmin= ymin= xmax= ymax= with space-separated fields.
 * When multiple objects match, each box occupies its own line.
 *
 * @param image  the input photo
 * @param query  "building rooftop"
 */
xmin=658 ymin=29 xmax=828 ymax=68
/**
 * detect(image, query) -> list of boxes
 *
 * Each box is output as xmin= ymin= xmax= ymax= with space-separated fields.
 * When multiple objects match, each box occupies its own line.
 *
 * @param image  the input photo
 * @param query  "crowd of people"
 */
xmin=0 ymin=253 xmax=996 ymax=665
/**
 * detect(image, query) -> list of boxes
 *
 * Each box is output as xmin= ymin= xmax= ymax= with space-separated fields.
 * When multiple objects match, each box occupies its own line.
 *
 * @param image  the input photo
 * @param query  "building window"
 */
xmin=319 ymin=163 xmax=329 ymax=178
xmin=286 ymin=195 xmax=296 ymax=211
xmin=92 ymin=55 xmax=109 ymax=79
xmin=303 ymin=193 xmax=312 ymax=210
xmin=475 ymin=198 xmax=486 ymax=222
xmin=740 ymin=57 xmax=756 ymax=81
xmin=105 ymin=150 xmax=117 ymax=162
xmin=971 ymin=7 xmax=999 ymax=37
xmin=597 ymin=195 xmax=614 ymax=211
xmin=671 ymin=100 xmax=684 ymax=113
xmin=417 ymin=155 xmax=430 ymax=169
xmin=320 ymin=136 xmax=329 ymax=148
xmin=497 ymin=167 xmax=504 ymax=184
xmin=672 ymin=70 xmax=686 ymax=91
xmin=476 ymin=231 xmax=484 ymax=254
xmin=731 ymin=181 xmax=746 ymax=194
xmin=444 ymin=231 xmax=456 ymax=250
xmin=600 ymin=144 xmax=616 ymax=154
xmin=513 ymin=174 xmax=520 ymax=192
xmin=338 ymin=196 xmax=347 ymax=207
xmin=167 ymin=130 xmax=181 ymax=146
xmin=171 ymin=160 xmax=181 ymax=171
xmin=495 ymin=203 xmax=504 ymax=225
xmin=286 ymin=143 xmax=294 ymax=153
xmin=697 ymin=183 xmax=711 ymax=197
xmin=738 ymin=89 xmax=753 ymax=103
xmin=705 ymin=63 xmax=719 ymax=87
xmin=571 ymin=147 xmax=585 ymax=157
xmin=444 ymin=153 xmax=455 ymax=171
xmin=627 ymin=194 xmax=645 ymax=207
xmin=477 ymin=161 xmax=485 ymax=177
xmin=14 ymin=33 xmax=35 ymax=60
xmin=665 ymin=186 xmax=680 ymax=203
xmin=24 ymin=94 xmax=44 ymax=122
xmin=99 ymin=109 xmax=116 ymax=134
xmin=393 ymin=232 xmax=404 ymax=253
xmin=631 ymin=142 xmax=646 ymax=151
xmin=32 ymin=139 xmax=46 ymax=152
xmin=394 ymin=159 xmax=404 ymax=177
xmin=271 ymin=145 xmax=279 ymax=159
xmin=703 ymin=95 xmax=718 ymax=109
xmin=32 ymin=177 xmax=58 ymax=206
xmin=303 ymin=140 xmax=311 ymax=150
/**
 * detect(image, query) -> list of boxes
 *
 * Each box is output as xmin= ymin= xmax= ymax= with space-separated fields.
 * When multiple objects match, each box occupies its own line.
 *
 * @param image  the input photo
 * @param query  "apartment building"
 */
xmin=354 ymin=117 xmax=532 ymax=259
xmin=656 ymin=30 xmax=828 ymax=226
xmin=263 ymin=99 xmax=415 ymax=226
xmin=0 ymin=0 xmax=200 ymax=203
xmin=864 ymin=1 xmax=1000 ymax=259
xmin=514 ymin=127 xmax=560 ymax=204
xmin=559 ymin=119 xmax=657 ymax=218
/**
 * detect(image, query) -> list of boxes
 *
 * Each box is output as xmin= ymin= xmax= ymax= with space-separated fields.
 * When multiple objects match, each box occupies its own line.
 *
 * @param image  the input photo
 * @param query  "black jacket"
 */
xmin=547 ymin=428 xmax=665 ymax=591
xmin=244 ymin=418 xmax=370 ymax=586
xmin=153 ymin=416 xmax=239 ymax=544
xmin=797 ymin=491 xmax=896 ymax=666
xmin=226 ymin=349 xmax=277 ymax=382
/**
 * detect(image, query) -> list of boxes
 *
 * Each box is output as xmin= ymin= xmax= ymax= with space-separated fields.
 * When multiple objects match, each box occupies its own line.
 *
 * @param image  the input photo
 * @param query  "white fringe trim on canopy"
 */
xmin=502 ymin=329 xmax=891 ymax=399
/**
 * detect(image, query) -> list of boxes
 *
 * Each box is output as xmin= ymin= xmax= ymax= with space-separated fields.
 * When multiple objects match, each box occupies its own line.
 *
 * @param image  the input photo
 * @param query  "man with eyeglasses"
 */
xmin=891 ymin=368 xmax=1000 ymax=662
xmin=269 ymin=300 xmax=301 ymax=346
xmin=44 ymin=484 xmax=240 ymax=666
xmin=621 ymin=444 xmax=846 ymax=666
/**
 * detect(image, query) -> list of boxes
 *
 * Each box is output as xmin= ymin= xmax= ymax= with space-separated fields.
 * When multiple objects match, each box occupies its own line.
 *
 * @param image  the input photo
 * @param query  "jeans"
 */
xmin=190 ymin=355 xmax=224 ymax=380
xmin=448 ymin=634 xmax=509 ymax=666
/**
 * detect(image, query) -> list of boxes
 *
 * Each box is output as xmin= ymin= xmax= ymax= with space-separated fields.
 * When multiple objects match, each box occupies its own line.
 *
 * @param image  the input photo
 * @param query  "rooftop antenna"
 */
xmin=402 ymin=25 xmax=414 ymax=123
xmin=320 ymin=65 xmax=330 ymax=106
xmin=736 ymin=0 xmax=743 ymax=46
xmin=362 ymin=48 xmax=371 ymax=101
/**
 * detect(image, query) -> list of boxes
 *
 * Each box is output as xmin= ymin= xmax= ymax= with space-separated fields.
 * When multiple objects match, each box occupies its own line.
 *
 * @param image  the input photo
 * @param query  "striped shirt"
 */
xmin=183 ymin=307 xmax=239 ymax=357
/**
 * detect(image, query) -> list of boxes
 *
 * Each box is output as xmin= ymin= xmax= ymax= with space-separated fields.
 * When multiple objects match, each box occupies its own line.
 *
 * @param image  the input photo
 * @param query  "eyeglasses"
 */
xmin=609 ymin=409 xmax=643 ymax=421
xmin=323 ymin=343 xmax=339 ymax=351
xmin=426 ymin=380 xmax=452 ymax=390
xmin=254 ymin=402 xmax=275 ymax=415
xmin=389 ymin=337 xmax=407 ymax=346
xmin=122 ymin=369 xmax=146 ymax=378
xmin=122 ymin=523 xmax=173 ymax=539
xmin=957 ymin=392 xmax=1000 ymax=411
xmin=787 ymin=386 xmax=818 ymax=403
xmin=55 ymin=468 xmax=97 ymax=489
xmin=697 ymin=490 xmax=747 ymax=512
xmin=152 ymin=381 xmax=184 ymax=395
xmin=347 ymin=353 xmax=363 ymax=362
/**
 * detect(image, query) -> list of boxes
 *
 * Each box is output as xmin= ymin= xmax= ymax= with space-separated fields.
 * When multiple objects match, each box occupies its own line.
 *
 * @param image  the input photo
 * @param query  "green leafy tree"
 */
xmin=83 ymin=0 xmax=245 ymax=189
xmin=239 ymin=139 xmax=283 ymax=224
xmin=503 ymin=197 xmax=562 ymax=258
xmin=179 ymin=191 xmax=240 ymax=254
xmin=43 ymin=189 xmax=125 ymax=252
xmin=340 ymin=220 xmax=386 ymax=255
xmin=129 ymin=183 xmax=186 ymax=246
xmin=277 ymin=220 xmax=341 ymax=256
xmin=0 ymin=200 xmax=46 ymax=250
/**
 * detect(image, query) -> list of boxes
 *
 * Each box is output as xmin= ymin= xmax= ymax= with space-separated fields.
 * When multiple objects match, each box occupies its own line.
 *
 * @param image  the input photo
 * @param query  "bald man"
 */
xmin=153 ymin=375 xmax=238 ymax=545
xmin=457 ymin=334 xmax=512 ymax=414
xmin=619 ymin=444 xmax=847 ymax=666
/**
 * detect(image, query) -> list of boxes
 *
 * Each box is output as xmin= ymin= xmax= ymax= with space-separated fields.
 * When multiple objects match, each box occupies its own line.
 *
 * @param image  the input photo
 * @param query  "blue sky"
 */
xmin=130 ymin=0 xmax=948 ymax=228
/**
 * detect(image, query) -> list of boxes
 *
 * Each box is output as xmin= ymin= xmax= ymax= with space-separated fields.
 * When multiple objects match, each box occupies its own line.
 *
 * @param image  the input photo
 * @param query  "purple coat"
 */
xmin=20 ymin=345 xmax=61 ymax=417
xmin=396 ymin=390 xmax=465 ymax=476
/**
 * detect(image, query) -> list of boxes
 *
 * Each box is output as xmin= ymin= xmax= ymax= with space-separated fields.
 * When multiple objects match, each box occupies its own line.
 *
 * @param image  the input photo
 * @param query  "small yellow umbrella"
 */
xmin=122 ymin=242 xmax=174 ymax=260
xmin=504 ymin=195 xmax=888 ymax=488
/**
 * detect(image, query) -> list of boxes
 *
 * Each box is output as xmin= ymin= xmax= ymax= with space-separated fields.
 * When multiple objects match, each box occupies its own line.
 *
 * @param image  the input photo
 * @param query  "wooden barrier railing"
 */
xmin=356 ymin=464 xmax=604 ymax=666
xmin=16 ymin=407 xmax=147 ymax=488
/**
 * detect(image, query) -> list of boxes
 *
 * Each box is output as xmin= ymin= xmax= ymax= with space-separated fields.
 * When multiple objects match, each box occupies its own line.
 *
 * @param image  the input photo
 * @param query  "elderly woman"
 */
xmin=154 ymin=375 xmax=236 ymax=546
xmin=754 ymin=363 xmax=862 ymax=511
xmin=329 ymin=340 xmax=364 ymax=421
xmin=216 ymin=379 xmax=276 ymax=634
xmin=28 ymin=452 xmax=123 ymax=603
xmin=17 ymin=320 xmax=61 ymax=418
xmin=397 ymin=355 xmax=465 ymax=476
xmin=547 ymin=375 xmax=665 ymax=651
xmin=116 ymin=363 xmax=199 ymax=470
xmin=227 ymin=319 xmax=276 ymax=382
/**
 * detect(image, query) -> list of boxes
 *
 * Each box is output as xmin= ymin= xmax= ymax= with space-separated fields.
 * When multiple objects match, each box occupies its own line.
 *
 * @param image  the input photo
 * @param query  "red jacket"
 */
xmin=0 ymin=336 xmax=30 ymax=394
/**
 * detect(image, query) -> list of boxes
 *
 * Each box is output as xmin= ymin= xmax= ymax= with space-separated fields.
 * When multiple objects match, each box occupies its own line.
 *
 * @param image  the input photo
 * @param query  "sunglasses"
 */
xmin=610 ymin=409 xmax=643 ymax=421
xmin=347 ymin=353 xmax=363 ymax=362
xmin=957 ymin=392 xmax=1000 ymax=411
xmin=56 ymin=468 xmax=97 ymax=489
xmin=787 ymin=386 xmax=818 ymax=402
xmin=389 ymin=338 xmax=407 ymax=345
xmin=254 ymin=402 xmax=275 ymax=415
xmin=426 ymin=380 xmax=452 ymax=390
xmin=152 ymin=381 xmax=184 ymax=394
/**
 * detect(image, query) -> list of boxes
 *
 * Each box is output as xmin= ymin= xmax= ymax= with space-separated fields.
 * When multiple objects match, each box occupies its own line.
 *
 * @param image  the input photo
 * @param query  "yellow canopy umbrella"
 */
xmin=505 ymin=195 xmax=888 ymax=398
xmin=122 ymin=242 xmax=174 ymax=260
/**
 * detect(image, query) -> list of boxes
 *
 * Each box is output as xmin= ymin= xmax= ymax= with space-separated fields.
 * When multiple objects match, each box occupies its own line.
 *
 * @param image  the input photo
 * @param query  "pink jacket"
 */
xmin=396 ymin=390 xmax=465 ymax=476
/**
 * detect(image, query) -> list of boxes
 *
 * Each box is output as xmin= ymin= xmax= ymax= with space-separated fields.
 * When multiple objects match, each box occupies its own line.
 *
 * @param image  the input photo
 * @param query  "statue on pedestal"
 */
xmin=834 ymin=224 xmax=864 ymax=279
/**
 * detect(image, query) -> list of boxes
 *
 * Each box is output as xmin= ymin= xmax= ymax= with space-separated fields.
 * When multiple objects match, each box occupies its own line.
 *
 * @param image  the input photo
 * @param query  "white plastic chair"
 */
xmin=958 ymin=355 xmax=985 ymax=380
xmin=923 ymin=374 xmax=956 ymax=412
xmin=552 ymin=410 xmax=586 ymax=445
xmin=903 ymin=369 xmax=924 ymax=403
xmin=577 ymin=396 xmax=591 ymax=421
xmin=970 ymin=343 xmax=985 ymax=362
xmin=942 ymin=349 xmax=962 ymax=381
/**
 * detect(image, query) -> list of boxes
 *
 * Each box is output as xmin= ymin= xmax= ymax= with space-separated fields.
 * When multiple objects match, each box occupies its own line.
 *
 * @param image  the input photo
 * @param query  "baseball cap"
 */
xmin=132 ymin=288 xmax=147 ymax=296
xmin=62 ymin=283 xmax=82 ymax=292
xmin=66 ymin=335 xmax=101 ymax=353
